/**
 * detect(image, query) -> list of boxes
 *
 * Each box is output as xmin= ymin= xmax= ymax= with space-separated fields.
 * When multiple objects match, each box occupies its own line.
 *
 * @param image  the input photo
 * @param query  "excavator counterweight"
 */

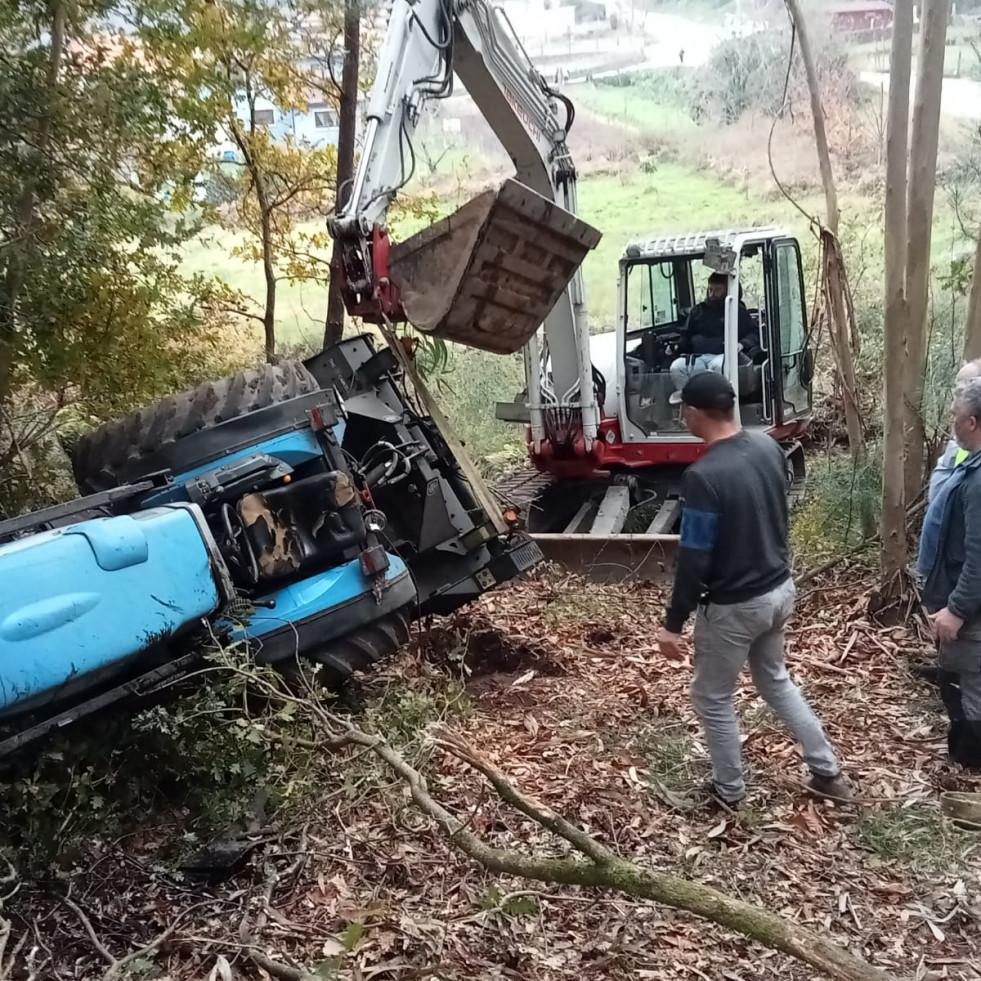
xmin=388 ymin=180 xmax=600 ymax=354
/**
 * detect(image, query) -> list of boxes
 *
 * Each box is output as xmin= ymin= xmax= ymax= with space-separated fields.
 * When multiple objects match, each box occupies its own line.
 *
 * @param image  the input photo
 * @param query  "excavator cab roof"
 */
xmin=621 ymin=226 xmax=791 ymax=262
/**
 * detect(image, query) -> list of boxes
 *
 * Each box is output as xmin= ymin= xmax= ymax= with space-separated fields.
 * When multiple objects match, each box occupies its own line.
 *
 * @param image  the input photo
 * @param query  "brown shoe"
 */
xmin=807 ymin=771 xmax=854 ymax=803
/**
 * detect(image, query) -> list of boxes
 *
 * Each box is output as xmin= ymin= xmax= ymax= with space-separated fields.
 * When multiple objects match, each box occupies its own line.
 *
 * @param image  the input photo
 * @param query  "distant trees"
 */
xmin=0 ymin=0 xmax=248 ymax=514
xmin=144 ymin=0 xmax=345 ymax=363
xmin=690 ymin=28 xmax=858 ymax=126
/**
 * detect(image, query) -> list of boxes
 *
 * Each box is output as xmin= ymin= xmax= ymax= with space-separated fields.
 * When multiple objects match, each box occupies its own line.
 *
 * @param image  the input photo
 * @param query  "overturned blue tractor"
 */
xmin=0 ymin=337 xmax=542 ymax=758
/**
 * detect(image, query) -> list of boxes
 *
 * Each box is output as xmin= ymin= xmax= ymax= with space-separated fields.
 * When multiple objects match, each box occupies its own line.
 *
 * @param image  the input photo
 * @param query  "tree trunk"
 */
xmin=880 ymin=0 xmax=915 ymax=580
xmin=782 ymin=0 xmax=872 ymax=535
xmin=228 ymin=110 xmax=277 ymax=362
xmin=784 ymin=0 xmax=838 ymax=233
xmin=963 ymin=228 xmax=981 ymax=362
xmin=323 ymin=0 xmax=360 ymax=350
xmin=260 ymin=195 xmax=277 ymax=363
xmin=902 ymin=0 xmax=950 ymax=502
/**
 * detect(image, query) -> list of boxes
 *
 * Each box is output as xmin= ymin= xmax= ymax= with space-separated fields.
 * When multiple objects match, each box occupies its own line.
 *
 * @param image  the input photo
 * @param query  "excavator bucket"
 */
xmin=388 ymin=178 xmax=601 ymax=355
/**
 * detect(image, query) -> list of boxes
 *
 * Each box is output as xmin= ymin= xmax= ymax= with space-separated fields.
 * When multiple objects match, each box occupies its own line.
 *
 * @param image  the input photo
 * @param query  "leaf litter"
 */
xmin=7 ymin=567 xmax=981 ymax=980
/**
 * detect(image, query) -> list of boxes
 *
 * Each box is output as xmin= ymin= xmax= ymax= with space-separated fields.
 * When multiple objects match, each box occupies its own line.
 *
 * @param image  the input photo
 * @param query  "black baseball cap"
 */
xmin=681 ymin=371 xmax=736 ymax=411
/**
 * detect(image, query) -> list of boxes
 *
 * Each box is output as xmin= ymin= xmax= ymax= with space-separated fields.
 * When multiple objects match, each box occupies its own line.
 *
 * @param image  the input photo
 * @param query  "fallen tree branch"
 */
xmin=62 ymin=895 xmax=200 ymax=980
xmin=62 ymin=897 xmax=114 ymax=968
xmin=238 ymin=839 xmax=310 ymax=981
xmin=311 ymin=711 xmax=902 ymax=981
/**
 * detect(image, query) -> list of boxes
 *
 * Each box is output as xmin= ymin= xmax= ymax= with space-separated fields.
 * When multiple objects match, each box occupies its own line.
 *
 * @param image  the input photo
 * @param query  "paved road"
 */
xmin=860 ymin=70 xmax=981 ymax=120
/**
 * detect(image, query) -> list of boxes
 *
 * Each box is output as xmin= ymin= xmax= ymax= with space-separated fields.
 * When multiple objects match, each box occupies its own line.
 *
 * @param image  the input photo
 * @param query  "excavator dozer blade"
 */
xmin=531 ymin=533 xmax=679 ymax=584
xmin=388 ymin=178 xmax=602 ymax=355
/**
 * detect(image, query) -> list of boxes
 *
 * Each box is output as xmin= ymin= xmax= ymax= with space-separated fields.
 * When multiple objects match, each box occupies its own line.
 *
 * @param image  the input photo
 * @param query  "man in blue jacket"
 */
xmin=918 ymin=376 xmax=981 ymax=768
xmin=928 ymin=358 xmax=981 ymax=504
xmin=915 ymin=358 xmax=981 ymax=686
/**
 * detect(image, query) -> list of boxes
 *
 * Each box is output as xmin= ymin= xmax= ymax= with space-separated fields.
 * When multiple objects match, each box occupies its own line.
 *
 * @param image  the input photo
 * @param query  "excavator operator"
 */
xmin=668 ymin=272 xmax=763 ymax=405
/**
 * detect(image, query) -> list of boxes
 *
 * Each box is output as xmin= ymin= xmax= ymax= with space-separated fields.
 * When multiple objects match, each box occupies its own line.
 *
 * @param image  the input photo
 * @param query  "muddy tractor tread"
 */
xmin=71 ymin=361 xmax=321 ymax=494
xmin=280 ymin=608 xmax=413 ymax=689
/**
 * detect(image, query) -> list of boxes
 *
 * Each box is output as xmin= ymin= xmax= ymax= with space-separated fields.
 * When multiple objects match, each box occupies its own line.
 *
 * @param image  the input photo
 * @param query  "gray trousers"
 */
xmin=691 ymin=578 xmax=840 ymax=801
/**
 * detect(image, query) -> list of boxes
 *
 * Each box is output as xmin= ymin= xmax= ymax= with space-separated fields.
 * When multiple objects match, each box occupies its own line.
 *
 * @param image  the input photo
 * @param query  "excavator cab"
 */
xmin=493 ymin=228 xmax=814 ymax=578
xmin=603 ymin=228 xmax=814 ymax=441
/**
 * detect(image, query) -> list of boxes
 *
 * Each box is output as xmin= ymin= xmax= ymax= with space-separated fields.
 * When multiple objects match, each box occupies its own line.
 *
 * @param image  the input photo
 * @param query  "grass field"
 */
xmin=572 ymin=84 xmax=696 ymax=134
xmin=186 ymin=162 xmax=876 ymax=345
xmin=849 ymin=33 xmax=981 ymax=78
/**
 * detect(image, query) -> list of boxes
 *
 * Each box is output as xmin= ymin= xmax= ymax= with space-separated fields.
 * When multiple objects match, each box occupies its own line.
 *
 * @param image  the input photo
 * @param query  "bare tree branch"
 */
xmin=270 ymin=702 xmax=902 ymax=981
xmin=62 ymin=895 xmax=200 ymax=980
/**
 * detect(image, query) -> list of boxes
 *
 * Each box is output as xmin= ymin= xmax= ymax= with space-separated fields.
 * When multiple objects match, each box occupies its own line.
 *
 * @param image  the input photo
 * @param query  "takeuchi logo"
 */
xmin=502 ymin=85 xmax=542 ymax=143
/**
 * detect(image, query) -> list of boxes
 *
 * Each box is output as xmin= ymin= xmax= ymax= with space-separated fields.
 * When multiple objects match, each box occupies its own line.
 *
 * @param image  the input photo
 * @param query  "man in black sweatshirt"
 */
xmin=656 ymin=372 xmax=851 ymax=805
xmin=668 ymin=272 xmax=764 ymax=405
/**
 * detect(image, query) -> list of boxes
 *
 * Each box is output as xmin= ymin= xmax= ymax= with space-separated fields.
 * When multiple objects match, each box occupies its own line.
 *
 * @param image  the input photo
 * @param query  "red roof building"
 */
xmin=827 ymin=0 xmax=894 ymax=33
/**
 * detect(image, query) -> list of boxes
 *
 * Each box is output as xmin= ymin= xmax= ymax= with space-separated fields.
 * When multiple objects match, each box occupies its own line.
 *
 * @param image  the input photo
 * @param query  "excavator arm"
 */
xmin=327 ymin=0 xmax=602 ymax=447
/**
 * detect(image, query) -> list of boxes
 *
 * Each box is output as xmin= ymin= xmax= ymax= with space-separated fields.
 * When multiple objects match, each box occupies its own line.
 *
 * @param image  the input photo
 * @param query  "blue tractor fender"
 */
xmin=0 ymin=504 xmax=229 ymax=717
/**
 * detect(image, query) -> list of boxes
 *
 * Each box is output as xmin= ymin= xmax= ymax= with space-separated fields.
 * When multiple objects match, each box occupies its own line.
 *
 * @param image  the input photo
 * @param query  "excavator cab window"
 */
xmin=621 ymin=249 xmax=771 ymax=437
xmin=627 ymin=261 xmax=679 ymax=330
xmin=622 ymin=258 xmax=692 ymax=436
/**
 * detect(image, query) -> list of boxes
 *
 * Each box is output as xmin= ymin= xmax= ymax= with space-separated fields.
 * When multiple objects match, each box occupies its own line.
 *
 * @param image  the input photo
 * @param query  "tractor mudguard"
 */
xmin=0 ymin=505 xmax=224 ymax=717
xmin=227 ymin=553 xmax=417 ymax=684
xmin=227 ymin=553 xmax=414 ymax=663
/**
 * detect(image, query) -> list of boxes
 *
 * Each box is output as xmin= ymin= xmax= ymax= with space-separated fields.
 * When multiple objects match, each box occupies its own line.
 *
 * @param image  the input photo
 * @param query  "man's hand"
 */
xmin=657 ymin=626 xmax=686 ymax=661
xmin=929 ymin=607 xmax=964 ymax=643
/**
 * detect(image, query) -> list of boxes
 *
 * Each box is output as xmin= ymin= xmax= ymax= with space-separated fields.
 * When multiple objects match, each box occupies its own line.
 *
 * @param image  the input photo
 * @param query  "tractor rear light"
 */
xmin=359 ymin=544 xmax=390 ymax=577
xmin=309 ymin=400 xmax=339 ymax=432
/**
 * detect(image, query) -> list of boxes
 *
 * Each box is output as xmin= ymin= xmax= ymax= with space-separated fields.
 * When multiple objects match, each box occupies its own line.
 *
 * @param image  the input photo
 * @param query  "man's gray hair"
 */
xmin=953 ymin=359 xmax=981 ymax=399
xmin=955 ymin=376 xmax=981 ymax=419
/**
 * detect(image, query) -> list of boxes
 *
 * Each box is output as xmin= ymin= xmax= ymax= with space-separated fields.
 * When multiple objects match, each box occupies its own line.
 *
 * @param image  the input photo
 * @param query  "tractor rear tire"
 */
xmin=71 ymin=362 xmax=320 ymax=494
xmin=278 ymin=608 xmax=413 ymax=690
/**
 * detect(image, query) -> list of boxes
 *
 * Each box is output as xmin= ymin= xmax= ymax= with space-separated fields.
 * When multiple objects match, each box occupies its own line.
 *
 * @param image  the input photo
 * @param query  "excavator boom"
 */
xmin=327 ymin=0 xmax=602 ymax=445
xmin=327 ymin=3 xmax=814 ymax=584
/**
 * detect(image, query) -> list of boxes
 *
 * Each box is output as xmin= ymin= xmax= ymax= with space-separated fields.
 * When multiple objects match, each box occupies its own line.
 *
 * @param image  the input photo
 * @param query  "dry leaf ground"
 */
xmin=7 ymin=566 xmax=981 ymax=980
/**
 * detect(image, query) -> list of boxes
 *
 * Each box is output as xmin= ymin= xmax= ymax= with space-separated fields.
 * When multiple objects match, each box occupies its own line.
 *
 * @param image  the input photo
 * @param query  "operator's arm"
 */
xmin=928 ymin=440 xmax=959 ymax=505
xmin=947 ymin=476 xmax=981 ymax=622
xmin=664 ymin=469 xmax=719 ymax=632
